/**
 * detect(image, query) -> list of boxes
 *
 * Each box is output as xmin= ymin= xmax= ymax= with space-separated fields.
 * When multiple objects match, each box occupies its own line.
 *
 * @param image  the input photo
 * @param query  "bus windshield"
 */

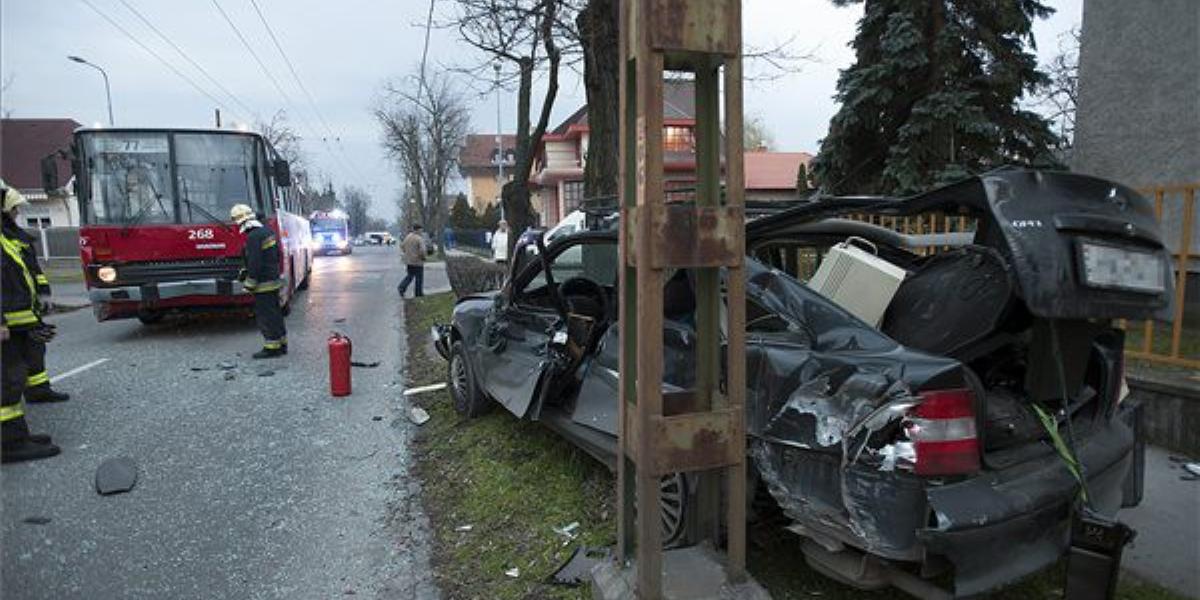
xmin=79 ymin=131 xmax=266 ymax=225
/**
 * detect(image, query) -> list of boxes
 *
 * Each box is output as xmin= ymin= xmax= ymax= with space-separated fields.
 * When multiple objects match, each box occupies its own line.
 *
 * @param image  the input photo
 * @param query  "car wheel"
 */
xmin=633 ymin=472 xmax=690 ymax=547
xmin=449 ymin=341 xmax=490 ymax=417
xmin=136 ymin=309 xmax=164 ymax=325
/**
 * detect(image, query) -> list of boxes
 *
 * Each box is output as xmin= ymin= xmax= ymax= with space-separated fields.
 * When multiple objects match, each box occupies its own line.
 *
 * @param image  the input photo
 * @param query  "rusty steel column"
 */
xmin=617 ymin=0 xmax=747 ymax=596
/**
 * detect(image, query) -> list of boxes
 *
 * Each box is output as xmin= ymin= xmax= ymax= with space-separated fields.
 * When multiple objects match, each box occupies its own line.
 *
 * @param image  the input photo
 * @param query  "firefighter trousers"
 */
xmin=1 ymin=331 xmax=34 ymax=445
xmin=25 ymin=338 xmax=50 ymax=392
xmin=253 ymin=291 xmax=287 ymax=350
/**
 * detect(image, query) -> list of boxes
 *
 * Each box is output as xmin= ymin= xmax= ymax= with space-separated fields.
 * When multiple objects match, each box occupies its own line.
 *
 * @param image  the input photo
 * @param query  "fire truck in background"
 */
xmin=309 ymin=209 xmax=351 ymax=255
xmin=46 ymin=128 xmax=313 ymax=323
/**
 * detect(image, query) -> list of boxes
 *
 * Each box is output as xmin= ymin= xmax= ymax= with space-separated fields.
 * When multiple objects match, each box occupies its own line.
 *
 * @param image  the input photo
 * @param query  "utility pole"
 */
xmin=215 ymin=108 xmax=222 ymax=128
xmin=494 ymin=62 xmax=505 ymax=218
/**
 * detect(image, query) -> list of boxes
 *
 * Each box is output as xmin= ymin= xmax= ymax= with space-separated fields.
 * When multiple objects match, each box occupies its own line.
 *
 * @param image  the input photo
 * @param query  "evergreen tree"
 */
xmin=795 ymin=162 xmax=812 ymax=194
xmin=812 ymin=0 xmax=1062 ymax=195
xmin=448 ymin=194 xmax=478 ymax=230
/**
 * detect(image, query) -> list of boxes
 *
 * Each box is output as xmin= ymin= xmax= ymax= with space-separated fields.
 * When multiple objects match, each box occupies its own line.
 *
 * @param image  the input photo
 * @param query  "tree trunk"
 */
xmin=578 ymin=0 xmax=620 ymax=202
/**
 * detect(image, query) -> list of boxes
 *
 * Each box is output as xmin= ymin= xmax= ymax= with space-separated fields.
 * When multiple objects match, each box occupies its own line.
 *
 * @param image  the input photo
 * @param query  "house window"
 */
xmin=562 ymin=181 xmax=585 ymax=213
xmin=663 ymin=126 xmax=694 ymax=153
xmin=26 ymin=218 xmax=51 ymax=229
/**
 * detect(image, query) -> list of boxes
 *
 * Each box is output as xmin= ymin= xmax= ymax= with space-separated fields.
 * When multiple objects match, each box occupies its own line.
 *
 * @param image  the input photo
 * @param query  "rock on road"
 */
xmin=1 ymin=247 xmax=445 ymax=599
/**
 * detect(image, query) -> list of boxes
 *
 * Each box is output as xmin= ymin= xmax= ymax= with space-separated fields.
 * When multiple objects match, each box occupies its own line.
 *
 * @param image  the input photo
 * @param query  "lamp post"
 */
xmin=494 ymin=62 xmax=504 ymax=218
xmin=68 ymin=55 xmax=114 ymax=126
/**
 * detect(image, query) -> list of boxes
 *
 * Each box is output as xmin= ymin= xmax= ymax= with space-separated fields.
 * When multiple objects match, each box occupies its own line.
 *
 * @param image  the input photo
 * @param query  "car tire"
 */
xmin=449 ymin=341 xmax=490 ymax=418
xmin=136 ymin=310 xmax=164 ymax=325
xmin=632 ymin=472 xmax=691 ymax=548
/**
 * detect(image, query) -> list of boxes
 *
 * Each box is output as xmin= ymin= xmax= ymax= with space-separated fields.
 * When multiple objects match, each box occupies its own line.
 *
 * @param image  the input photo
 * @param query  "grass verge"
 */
xmin=402 ymin=291 xmax=1186 ymax=600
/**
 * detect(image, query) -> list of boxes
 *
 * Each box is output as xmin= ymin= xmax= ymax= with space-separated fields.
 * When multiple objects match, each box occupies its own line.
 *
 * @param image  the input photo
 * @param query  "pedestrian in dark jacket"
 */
xmin=231 ymin=203 xmax=287 ymax=359
xmin=1 ymin=182 xmax=61 ymax=463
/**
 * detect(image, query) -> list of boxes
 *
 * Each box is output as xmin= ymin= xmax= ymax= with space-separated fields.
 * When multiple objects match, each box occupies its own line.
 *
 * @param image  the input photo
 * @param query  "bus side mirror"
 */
xmin=273 ymin=159 xmax=292 ymax=188
xmin=41 ymin=155 xmax=59 ymax=193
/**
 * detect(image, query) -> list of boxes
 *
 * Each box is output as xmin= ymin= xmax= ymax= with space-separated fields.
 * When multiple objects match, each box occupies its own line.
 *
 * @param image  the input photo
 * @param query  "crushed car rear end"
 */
xmin=745 ymin=169 xmax=1170 ymax=596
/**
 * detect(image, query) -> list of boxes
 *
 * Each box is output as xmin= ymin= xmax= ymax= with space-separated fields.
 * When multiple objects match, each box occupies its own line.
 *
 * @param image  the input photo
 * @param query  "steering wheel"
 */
xmin=558 ymin=277 xmax=609 ymax=322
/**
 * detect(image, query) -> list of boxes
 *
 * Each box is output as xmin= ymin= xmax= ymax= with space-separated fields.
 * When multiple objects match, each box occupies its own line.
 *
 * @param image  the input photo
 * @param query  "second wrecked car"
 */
xmin=434 ymin=169 xmax=1164 ymax=597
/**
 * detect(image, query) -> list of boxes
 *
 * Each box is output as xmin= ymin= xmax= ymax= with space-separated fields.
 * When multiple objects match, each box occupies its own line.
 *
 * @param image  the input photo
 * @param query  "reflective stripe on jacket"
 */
xmin=1 ymin=233 xmax=40 ymax=329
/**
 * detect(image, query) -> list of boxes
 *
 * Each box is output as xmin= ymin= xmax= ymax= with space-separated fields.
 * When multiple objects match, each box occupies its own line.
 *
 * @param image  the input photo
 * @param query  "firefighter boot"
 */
xmin=25 ymin=385 xmax=70 ymax=404
xmin=252 ymin=347 xmax=286 ymax=359
xmin=1 ymin=438 xmax=61 ymax=464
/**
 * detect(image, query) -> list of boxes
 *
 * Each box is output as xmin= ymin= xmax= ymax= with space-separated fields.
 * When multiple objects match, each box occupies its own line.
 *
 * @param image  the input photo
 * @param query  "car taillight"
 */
xmin=905 ymin=388 xmax=980 ymax=476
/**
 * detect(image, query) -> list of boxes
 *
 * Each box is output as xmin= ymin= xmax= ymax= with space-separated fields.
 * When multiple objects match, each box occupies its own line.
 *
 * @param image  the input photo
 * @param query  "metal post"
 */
xmin=39 ymin=227 xmax=51 ymax=261
xmin=68 ymin=56 xmax=114 ymax=125
xmin=618 ymin=1 xmax=747 ymax=597
xmin=494 ymin=62 xmax=505 ymax=218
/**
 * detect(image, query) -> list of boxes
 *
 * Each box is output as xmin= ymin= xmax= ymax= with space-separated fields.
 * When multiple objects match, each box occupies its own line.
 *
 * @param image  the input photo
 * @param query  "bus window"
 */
xmin=175 ymin=133 xmax=263 ymax=223
xmin=79 ymin=132 xmax=173 ymax=225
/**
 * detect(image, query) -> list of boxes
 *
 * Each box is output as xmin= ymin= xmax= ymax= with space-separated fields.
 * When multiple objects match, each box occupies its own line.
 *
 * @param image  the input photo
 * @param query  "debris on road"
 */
xmin=371 ymin=415 xmax=383 ymax=421
xmin=402 ymin=382 xmax=446 ymax=397
xmin=408 ymin=407 xmax=431 ymax=426
xmin=218 ymin=361 xmax=236 ymax=370
xmin=454 ymin=524 xmax=473 ymax=532
xmin=351 ymin=361 xmax=380 ymax=368
xmin=190 ymin=366 xmax=211 ymax=372
xmin=550 ymin=546 xmax=612 ymax=586
xmin=553 ymin=521 xmax=580 ymax=540
xmin=504 ymin=567 xmax=520 ymax=578
xmin=22 ymin=516 xmax=52 ymax=525
xmin=223 ymin=371 xmax=236 ymax=381
xmin=257 ymin=370 xmax=275 ymax=377
xmin=95 ymin=457 xmax=138 ymax=495
xmin=1184 ymin=462 xmax=1200 ymax=477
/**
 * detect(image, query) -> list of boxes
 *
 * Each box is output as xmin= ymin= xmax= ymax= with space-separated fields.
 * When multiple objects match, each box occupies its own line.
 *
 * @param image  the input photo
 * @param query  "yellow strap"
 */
xmin=261 ymin=236 xmax=277 ymax=250
xmin=263 ymin=341 xmax=283 ymax=350
xmin=27 ymin=371 xmax=50 ymax=387
xmin=254 ymin=280 xmax=283 ymax=292
xmin=4 ymin=309 xmax=39 ymax=327
xmin=1 ymin=235 xmax=38 ymax=308
xmin=35 ymin=274 xmax=49 ymax=285
xmin=0 ymin=403 xmax=25 ymax=422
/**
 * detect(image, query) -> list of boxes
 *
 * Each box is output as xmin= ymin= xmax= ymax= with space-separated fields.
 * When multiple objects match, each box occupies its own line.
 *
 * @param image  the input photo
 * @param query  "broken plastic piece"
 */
xmin=95 ymin=457 xmax=138 ymax=495
xmin=553 ymin=521 xmax=581 ymax=539
xmin=408 ymin=407 xmax=431 ymax=425
xmin=1184 ymin=462 xmax=1200 ymax=477
xmin=454 ymin=524 xmax=473 ymax=532
xmin=550 ymin=546 xmax=612 ymax=586
xmin=351 ymin=361 xmax=381 ymax=368
xmin=504 ymin=567 xmax=520 ymax=578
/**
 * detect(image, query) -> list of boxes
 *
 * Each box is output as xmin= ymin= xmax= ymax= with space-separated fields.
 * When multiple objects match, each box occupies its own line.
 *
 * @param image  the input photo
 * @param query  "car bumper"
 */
xmin=917 ymin=415 xmax=1136 ymax=597
xmin=89 ymin=278 xmax=252 ymax=303
xmin=432 ymin=324 xmax=451 ymax=360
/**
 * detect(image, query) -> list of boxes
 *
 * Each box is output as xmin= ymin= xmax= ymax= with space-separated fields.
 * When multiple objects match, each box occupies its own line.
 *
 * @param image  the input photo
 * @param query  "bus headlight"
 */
xmin=97 ymin=266 xmax=118 ymax=283
xmin=336 ymin=239 xmax=349 ymax=249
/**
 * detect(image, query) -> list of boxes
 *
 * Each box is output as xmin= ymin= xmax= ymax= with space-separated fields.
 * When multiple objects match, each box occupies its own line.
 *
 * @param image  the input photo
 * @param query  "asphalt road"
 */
xmin=1 ymin=247 xmax=445 ymax=600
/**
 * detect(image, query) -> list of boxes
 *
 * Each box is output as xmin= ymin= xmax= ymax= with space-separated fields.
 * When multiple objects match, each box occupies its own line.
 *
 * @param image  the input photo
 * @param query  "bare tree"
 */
xmin=1035 ymin=26 xmax=1080 ymax=155
xmin=341 ymin=185 xmax=373 ymax=235
xmin=256 ymin=109 xmax=304 ymax=166
xmin=576 ymin=0 xmax=618 ymax=202
xmin=743 ymin=114 xmax=775 ymax=151
xmin=452 ymin=0 xmax=577 ymax=253
xmin=375 ymin=72 xmax=470 ymax=255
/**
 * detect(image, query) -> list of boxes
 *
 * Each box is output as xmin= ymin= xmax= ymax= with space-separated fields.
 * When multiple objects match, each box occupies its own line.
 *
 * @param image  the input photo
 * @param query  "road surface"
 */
xmin=1 ymin=247 xmax=443 ymax=599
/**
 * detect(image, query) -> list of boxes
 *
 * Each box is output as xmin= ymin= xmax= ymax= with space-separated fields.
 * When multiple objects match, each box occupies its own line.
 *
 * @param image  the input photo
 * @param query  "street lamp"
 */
xmin=68 ymin=55 xmax=114 ymax=126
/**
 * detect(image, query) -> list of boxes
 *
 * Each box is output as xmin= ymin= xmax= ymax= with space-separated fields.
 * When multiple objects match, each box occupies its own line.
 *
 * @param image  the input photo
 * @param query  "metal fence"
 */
xmin=32 ymin=227 xmax=81 ymax=260
xmin=847 ymin=184 xmax=1199 ymax=370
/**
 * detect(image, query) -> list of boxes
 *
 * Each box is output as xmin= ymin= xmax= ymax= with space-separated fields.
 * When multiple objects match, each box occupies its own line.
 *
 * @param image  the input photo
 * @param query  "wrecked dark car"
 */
xmin=433 ymin=169 xmax=1166 ymax=597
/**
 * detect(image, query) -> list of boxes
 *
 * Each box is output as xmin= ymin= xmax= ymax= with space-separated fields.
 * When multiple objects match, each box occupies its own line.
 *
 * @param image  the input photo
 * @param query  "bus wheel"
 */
xmin=137 ymin=310 xmax=164 ymax=325
xmin=297 ymin=268 xmax=310 ymax=290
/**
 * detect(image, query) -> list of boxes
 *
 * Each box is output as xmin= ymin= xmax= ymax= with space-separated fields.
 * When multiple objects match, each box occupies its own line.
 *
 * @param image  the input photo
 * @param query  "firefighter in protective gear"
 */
xmin=231 ymin=203 xmax=287 ymax=359
xmin=2 ymin=190 xmax=70 ymax=404
xmin=1 ymin=183 xmax=61 ymax=463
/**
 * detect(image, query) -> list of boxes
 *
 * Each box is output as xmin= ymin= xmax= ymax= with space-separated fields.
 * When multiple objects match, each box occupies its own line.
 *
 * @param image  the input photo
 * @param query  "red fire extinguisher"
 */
xmin=329 ymin=332 xmax=352 ymax=397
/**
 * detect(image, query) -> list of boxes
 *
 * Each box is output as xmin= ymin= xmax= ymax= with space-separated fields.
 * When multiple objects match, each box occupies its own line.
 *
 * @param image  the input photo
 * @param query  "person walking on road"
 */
xmin=491 ymin=220 xmax=509 ymax=264
xmin=1 ymin=183 xmax=61 ymax=463
xmin=231 ymin=203 xmax=287 ymax=359
xmin=397 ymin=223 xmax=426 ymax=298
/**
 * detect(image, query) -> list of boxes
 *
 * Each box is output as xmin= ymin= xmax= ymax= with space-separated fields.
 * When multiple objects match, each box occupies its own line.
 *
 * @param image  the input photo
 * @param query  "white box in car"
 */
xmin=807 ymin=238 xmax=908 ymax=326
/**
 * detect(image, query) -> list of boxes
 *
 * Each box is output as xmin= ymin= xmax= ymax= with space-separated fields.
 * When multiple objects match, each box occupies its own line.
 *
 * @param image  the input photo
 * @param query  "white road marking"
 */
xmin=50 ymin=358 xmax=110 ymax=384
xmin=402 ymin=382 xmax=447 ymax=396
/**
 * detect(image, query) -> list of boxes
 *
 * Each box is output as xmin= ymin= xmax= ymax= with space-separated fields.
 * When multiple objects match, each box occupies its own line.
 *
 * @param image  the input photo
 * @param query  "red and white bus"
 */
xmin=53 ymin=128 xmax=313 ymax=323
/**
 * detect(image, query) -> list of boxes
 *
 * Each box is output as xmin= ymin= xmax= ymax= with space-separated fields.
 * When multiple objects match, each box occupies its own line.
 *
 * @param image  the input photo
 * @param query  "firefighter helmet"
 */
xmin=230 ymin=203 xmax=255 ymax=224
xmin=1 ymin=179 xmax=28 ymax=214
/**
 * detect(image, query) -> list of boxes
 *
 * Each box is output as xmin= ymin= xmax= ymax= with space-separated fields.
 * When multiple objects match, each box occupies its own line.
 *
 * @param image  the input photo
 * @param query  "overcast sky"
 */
xmin=1 ymin=0 xmax=1082 ymax=221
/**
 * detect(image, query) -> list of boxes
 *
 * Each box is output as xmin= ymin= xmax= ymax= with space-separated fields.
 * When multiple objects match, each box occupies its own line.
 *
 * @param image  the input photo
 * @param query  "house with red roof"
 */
xmin=0 ymin=118 xmax=82 ymax=227
xmin=458 ymin=133 xmax=516 ymax=213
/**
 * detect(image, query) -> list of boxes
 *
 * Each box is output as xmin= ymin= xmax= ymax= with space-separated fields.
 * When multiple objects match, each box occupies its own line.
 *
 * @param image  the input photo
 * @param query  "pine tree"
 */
xmin=812 ymin=0 xmax=1062 ymax=195
xmin=795 ymin=162 xmax=812 ymax=194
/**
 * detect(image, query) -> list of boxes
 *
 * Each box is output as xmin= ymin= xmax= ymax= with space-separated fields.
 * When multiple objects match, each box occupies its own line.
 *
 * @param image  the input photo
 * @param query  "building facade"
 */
xmin=458 ymin=134 xmax=516 ymax=214
xmin=0 ymin=118 xmax=82 ymax=227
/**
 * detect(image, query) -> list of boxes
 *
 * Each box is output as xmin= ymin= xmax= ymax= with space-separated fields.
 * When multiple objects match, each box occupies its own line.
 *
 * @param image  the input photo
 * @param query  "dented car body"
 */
xmin=434 ymin=169 xmax=1165 ymax=596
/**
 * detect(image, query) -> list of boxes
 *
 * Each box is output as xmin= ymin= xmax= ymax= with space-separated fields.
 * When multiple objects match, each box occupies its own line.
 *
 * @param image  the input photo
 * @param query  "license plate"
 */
xmin=1079 ymin=242 xmax=1165 ymax=293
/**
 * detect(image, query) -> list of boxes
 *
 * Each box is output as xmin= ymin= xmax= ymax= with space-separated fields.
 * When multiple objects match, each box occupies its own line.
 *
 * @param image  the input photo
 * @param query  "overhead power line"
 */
xmin=245 ymin=0 xmax=370 ymax=184
xmin=115 ymin=0 xmax=261 ymax=122
xmin=79 ymin=0 xmax=239 ymax=119
xmin=209 ymin=0 xmax=359 ymax=185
